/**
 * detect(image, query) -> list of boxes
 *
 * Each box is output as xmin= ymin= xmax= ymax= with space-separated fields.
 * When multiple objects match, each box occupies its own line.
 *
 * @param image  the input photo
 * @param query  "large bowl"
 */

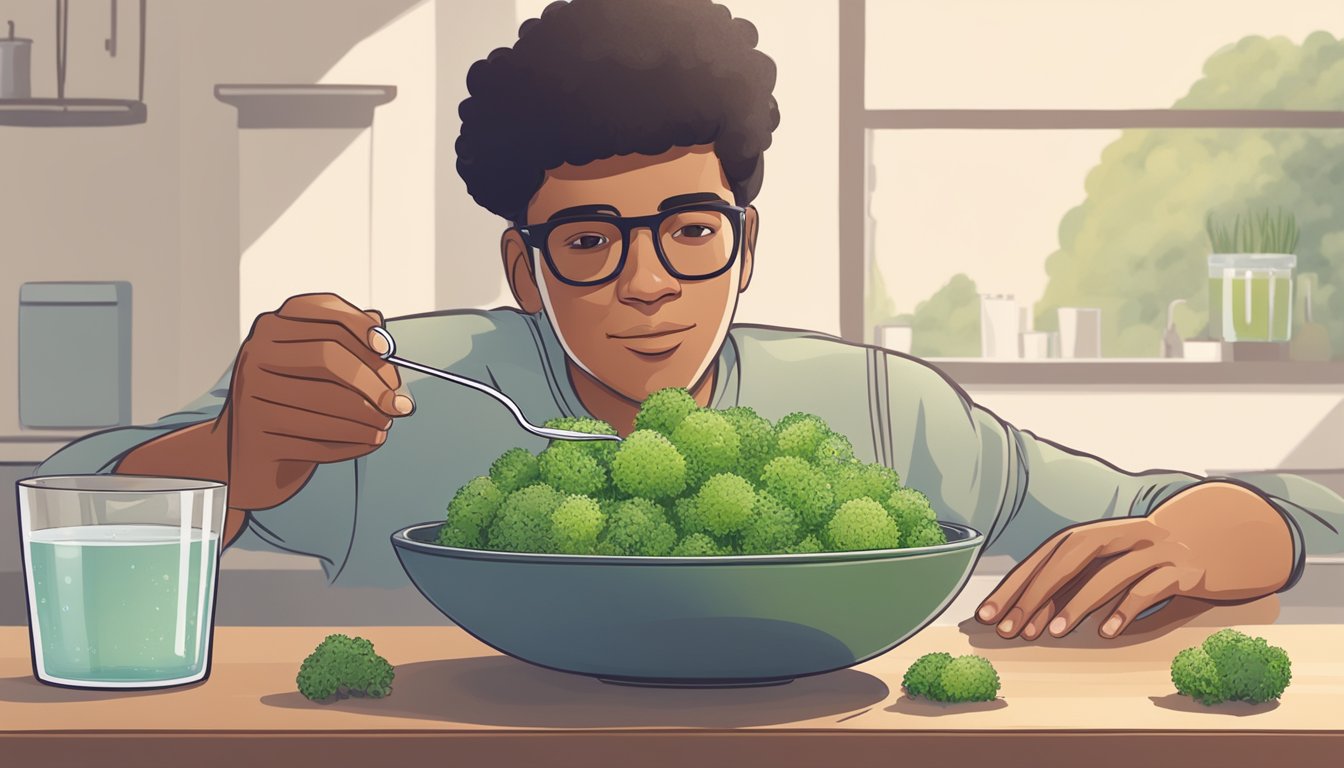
xmin=391 ymin=521 xmax=984 ymax=687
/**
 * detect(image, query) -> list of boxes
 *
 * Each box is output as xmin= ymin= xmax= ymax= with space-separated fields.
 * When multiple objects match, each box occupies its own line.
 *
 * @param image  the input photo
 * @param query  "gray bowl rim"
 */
xmin=390 ymin=520 xmax=983 ymax=566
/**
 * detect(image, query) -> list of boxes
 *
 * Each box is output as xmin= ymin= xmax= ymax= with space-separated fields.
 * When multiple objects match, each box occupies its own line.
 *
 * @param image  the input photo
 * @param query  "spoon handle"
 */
xmin=370 ymin=327 xmax=619 ymax=443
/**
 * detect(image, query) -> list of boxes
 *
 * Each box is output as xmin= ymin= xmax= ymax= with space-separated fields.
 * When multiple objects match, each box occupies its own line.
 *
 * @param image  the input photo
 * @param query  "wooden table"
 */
xmin=3 ymin=613 xmax=1341 ymax=767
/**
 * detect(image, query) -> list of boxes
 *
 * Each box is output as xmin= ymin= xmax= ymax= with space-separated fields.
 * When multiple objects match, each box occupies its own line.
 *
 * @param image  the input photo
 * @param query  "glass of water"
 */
xmin=17 ymin=475 xmax=226 ymax=689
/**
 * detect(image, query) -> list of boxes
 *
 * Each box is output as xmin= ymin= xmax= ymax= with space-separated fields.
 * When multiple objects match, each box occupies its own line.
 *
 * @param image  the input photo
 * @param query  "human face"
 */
xmin=501 ymin=144 xmax=757 ymax=405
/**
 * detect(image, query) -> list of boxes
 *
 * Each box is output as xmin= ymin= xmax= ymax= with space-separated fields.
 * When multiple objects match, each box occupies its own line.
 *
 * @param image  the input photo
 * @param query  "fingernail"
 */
xmin=1102 ymin=615 xmax=1123 ymax=637
xmin=1023 ymin=621 xmax=1037 ymax=638
xmin=978 ymin=603 xmax=997 ymax=621
xmin=998 ymin=618 xmax=1014 ymax=633
xmin=394 ymin=394 xmax=414 ymax=414
xmin=1049 ymin=617 xmax=1068 ymax=636
xmin=369 ymin=328 xmax=391 ymax=355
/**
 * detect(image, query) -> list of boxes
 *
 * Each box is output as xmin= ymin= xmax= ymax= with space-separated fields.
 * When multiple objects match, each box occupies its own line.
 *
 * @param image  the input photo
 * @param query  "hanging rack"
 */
xmin=0 ymin=0 xmax=148 ymax=127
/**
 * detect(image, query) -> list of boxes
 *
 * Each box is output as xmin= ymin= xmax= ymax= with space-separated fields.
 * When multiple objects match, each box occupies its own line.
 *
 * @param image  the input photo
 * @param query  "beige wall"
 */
xmin=4 ymin=0 xmax=1338 ymax=477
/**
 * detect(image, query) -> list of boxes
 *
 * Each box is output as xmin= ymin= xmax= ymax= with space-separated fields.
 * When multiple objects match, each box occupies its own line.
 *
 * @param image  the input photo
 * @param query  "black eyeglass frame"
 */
xmin=513 ymin=202 xmax=748 ymax=287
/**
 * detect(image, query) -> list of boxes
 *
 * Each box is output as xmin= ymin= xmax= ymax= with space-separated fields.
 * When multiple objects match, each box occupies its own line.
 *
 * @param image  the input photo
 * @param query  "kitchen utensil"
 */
xmin=392 ymin=520 xmax=984 ymax=686
xmin=0 ymin=20 xmax=32 ymax=99
xmin=369 ymin=326 xmax=621 ymax=444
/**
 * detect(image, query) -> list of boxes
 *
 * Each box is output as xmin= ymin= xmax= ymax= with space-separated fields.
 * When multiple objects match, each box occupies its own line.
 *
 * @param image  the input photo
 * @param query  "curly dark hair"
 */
xmin=456 ymin=0 xmax=780 ymax=223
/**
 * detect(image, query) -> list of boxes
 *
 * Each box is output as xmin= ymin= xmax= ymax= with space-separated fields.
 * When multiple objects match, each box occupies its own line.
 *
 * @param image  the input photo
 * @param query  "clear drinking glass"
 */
xmin=17 ymin=475 xmax=226 ymax=689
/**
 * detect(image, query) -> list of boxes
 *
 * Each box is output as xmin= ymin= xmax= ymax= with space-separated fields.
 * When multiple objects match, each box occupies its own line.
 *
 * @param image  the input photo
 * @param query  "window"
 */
xmin=842 ymin=0 xmax=1344 ymax=366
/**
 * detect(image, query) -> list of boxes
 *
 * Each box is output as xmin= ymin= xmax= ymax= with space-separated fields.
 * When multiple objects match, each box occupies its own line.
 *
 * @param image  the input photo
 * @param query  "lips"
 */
xmin=609 ymin=322 xmax=695 ymax=340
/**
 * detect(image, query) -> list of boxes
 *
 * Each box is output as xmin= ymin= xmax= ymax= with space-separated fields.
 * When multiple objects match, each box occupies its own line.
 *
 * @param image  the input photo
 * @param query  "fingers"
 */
xmin=248 ymin=392 xmax=391 ymax=445
xmin=1101 ymin=567 xmax=1183 ymax=638
xmin=248 ymin=376 xmax=393 ymax=430
xmin=977 ymin=519 xmax=1149 ymax=628
xmin=276 ymin=292 xmax=387 ymax=352
xmin=251 ymin=430 xmax=384 ymax=464
xmin=253 ymin=338 xmax=409 ymax=418
xmin=253 ymin=312 xmax=400 ymax=391
xmin=1047 ymin=551 xmax=1163 ymax=638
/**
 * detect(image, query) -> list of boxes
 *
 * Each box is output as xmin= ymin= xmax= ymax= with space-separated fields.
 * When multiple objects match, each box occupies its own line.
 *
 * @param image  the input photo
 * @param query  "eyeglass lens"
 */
xmin=546 ymin=208 xmax=736 ymax=283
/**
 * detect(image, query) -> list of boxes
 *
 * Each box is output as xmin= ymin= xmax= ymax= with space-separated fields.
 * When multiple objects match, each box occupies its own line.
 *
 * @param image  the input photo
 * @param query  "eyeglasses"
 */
xmin=514 ymin=202 xmax=746 ymax=287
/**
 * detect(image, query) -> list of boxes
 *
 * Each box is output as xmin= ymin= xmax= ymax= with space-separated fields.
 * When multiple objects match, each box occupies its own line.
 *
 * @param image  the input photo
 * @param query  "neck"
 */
xmin=568 ymin=360 xmax=718 ymax=436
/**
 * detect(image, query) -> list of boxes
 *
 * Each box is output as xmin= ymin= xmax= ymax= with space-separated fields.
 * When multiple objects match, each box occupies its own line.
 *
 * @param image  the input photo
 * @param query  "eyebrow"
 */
xmin=544 ymin=192 xmax=730 ymax=222
xmin=547 ymin=204 xmax=621 ymax=221
xmin=658 ymin=192 xmax=729 ymax=211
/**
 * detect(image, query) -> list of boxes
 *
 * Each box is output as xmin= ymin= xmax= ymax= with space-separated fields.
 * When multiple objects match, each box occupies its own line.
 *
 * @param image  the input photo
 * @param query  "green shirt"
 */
xmin=36 ymin=308 xmax=1342 ymax=589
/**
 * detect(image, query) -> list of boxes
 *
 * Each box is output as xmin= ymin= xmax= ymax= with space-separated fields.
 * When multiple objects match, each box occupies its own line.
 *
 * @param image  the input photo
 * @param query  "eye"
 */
xmin=564 ymin=233 xmax=609 ymax=250
xmin=673 ymin=224 xmax=716 ymax=240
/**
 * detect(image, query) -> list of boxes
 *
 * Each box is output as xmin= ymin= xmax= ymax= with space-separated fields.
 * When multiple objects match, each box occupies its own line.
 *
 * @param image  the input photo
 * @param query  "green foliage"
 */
xmin=597 ymin=498 xmax=678 ymax=556
xmin=774 ymin=415 xmax=830 ymax=461
xmin=610 ymin=430 xmax=688 ymax=500
xmin=825 ymin=498 xmax=902 ymax=551
xmin=787 ymin=534 xmax=825 ymax=554
xmin=1170 ymin=628 xmax=1292 ymax=705
xmin=672 ymin=532 xmax=730 ymax=556
xmin=489 ymin=448 xmax=540 ymax=494
xmin=739 ymin=491 xmax=802 ymax=554
xmin=488 ymin=484 xmax=564 ymax=553
xmin=759 ymin=456 xmax=834 ymax=530
xmin=438 ymin=475 xmax=504 ymax=548
xmin=297 ymin=634 xmax=395 ymax=702
xmin=902 ymin=653 xmax=1000 ymax=703
xmin=830 ymin=462 xmax=901 ymax=508
xmin=939 ymin=656 xmax=1001 ymax=703
xmin=1034 ymin=33 xmax=1344 ymax=358
xmin=885 ymin=487 xmax=948 ymax=547
xmin=670 ymin=410 xmax=742 ymax=488
xmin=539 ymin=441 xmax=608 ymax=497
xmin=721 ymin=406 xmax=777 ymax=481
xmin=905 ymin=274 xmax=982 ymax=358
xmin=447 ymin=396 xmax=952 ymax=557
xmin=1207 ymin=209 xmax=1300 ymax=254
xmin=901 ymin=652 xmax=953 ymax=700
xmin=684 ymin=474 xmax=757 ymax=538
xmin=551 ymin=495 xmax=605 ymax=555
xmin=632 ymin=387 xmax=700 ymax=436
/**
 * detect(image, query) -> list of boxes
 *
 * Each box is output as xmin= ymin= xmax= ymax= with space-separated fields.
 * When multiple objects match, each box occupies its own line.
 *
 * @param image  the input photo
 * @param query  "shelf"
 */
xmin=923 ymin=359 xmax=1344 ymax=386
xmin=215 ymin=84 xmax=397 ymax=129
xmin=0 ymin=98 xmax=147 ymax=127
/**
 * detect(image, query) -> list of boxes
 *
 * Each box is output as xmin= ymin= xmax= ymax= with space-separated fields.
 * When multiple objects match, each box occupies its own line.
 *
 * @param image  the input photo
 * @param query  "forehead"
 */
xmin=526 ymin=144 xmax=732 ymax=220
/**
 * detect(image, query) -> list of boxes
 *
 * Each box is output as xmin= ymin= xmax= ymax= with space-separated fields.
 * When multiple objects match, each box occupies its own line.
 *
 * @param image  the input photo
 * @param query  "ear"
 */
xmin=502 ymin=228 xmax=544 ymax=313
xmin=738 ymin=205 xmax=759 ymax=294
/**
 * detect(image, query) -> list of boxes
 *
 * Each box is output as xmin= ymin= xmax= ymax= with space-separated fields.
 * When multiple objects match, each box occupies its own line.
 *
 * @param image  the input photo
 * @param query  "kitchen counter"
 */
xmin=3 ymin=604 xmax=1341 ymax=767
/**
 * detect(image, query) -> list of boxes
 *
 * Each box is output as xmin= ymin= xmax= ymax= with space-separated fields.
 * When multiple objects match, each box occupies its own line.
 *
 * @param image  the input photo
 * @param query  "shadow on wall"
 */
xmin=200 ymin=0 xmax=424 ymax=256
xmin=435 ymin=2 xmax=521 ymax=309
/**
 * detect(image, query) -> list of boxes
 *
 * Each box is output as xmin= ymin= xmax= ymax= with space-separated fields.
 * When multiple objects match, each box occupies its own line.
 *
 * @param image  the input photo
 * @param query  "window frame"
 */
xmin=837 ymin=0 xmax=1344 ymax=381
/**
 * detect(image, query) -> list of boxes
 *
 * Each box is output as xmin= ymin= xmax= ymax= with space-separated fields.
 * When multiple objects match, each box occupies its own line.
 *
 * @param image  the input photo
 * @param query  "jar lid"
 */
xmin=1208 ymin=253 xmax=1297 ymax=269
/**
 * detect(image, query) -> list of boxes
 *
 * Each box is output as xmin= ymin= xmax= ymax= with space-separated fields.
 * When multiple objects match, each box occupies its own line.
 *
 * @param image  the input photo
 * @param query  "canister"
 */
xmin=0 ymin=20 xmax=32 ymax=99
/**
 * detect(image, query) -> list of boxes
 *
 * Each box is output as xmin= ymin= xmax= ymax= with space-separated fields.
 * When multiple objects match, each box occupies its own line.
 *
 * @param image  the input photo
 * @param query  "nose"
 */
xmin=616 ymin=227 xmax=680 ymax=309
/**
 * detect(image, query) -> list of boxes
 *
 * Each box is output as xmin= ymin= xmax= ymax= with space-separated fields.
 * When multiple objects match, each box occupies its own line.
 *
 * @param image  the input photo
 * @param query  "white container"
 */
xmin=877 ymin=324 xmax=913 ymax=354
xmin=980 ymin=294 xmax=1021 ymax=359
xmin=1182 ymin=340 xmax=1225 ymax=362
xmin=1020 ymin=331 xmax=1053 ymax=359
xmin=1058 ymin=307 xmax=1102 ymax=358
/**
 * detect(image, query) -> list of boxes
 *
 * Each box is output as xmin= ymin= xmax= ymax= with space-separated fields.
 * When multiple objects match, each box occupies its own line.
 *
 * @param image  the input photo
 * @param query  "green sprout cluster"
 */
xmin=1170 ymin=629 xmax=1292 ymax=705
xmin=296 ymin=634 xmax=395 ymax=702
xmin=902 ymin=652 xmax=1001 ymax=703
xmin=437 ymin=388 xmax=948 ymax=556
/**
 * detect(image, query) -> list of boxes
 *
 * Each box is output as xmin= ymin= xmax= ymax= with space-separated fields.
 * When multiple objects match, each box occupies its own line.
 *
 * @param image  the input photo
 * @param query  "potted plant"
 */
xmin=1205 ymin=209 xmax=1298 ymax=343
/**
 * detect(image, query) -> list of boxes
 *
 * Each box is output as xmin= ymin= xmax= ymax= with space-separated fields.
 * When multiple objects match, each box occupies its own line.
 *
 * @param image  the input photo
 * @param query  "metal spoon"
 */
xmin=369 ymin=326 xmax=621 ymax=443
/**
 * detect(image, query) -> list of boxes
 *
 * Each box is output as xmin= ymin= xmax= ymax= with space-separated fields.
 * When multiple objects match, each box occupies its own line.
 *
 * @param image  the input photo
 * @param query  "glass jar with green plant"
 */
xmin=1206 ymin=210 xmax=1297 ymax=343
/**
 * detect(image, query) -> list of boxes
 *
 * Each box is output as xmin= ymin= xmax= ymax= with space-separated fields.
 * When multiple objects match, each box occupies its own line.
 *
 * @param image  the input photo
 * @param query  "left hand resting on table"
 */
xmin=975 ymin=481 xmax=1294 ymax=640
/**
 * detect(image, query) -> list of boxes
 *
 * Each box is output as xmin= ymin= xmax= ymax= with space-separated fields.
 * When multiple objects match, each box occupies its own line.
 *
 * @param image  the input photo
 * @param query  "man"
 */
xmin=38 ymin=0 xmax=1343 ymax=642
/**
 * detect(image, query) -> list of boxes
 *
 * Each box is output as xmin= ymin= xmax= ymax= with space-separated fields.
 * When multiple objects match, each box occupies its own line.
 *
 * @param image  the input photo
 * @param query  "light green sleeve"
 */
xmin=33 ymin=366 xmax=360 ymax=582
xmin=880 ymin=352 xmax=1341 ymax=591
